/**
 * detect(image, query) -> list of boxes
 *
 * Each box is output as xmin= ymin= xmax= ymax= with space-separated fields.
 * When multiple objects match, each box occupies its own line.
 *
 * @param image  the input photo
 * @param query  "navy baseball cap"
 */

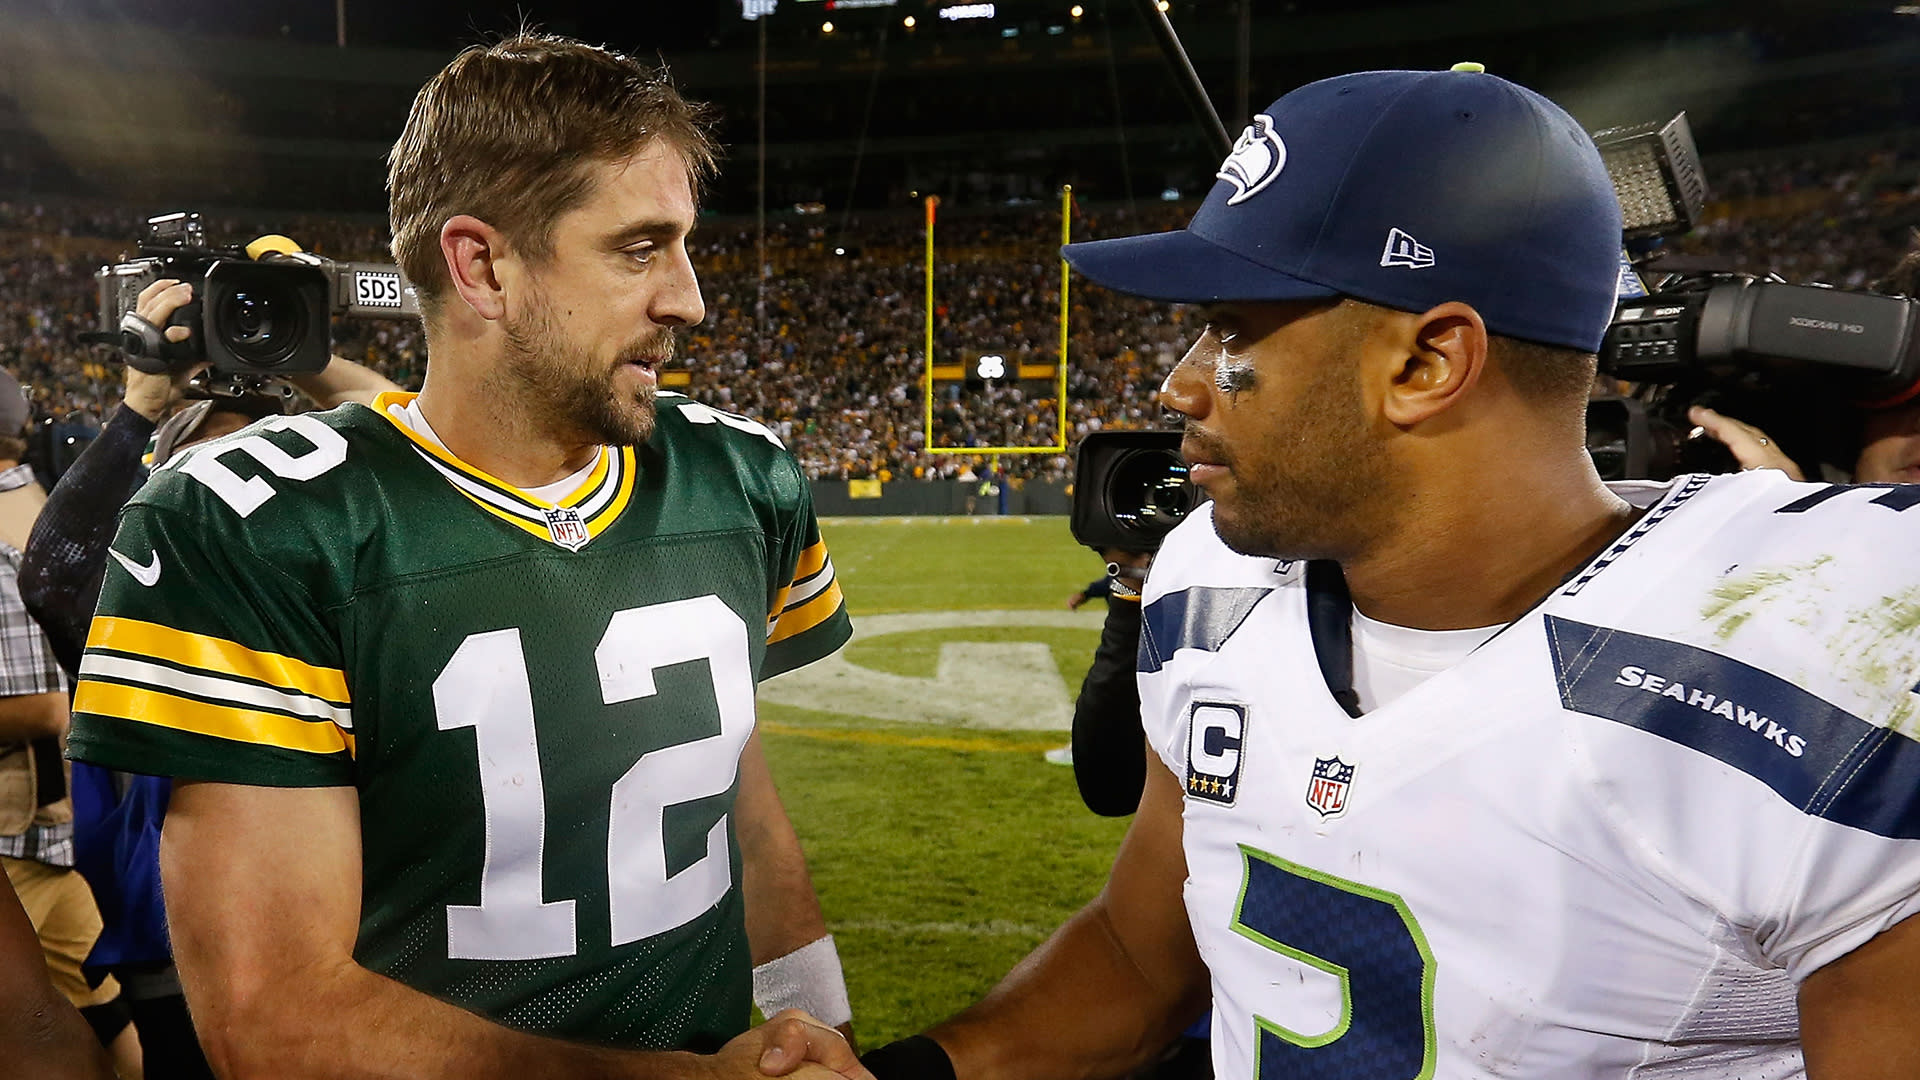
xmin=1062 ymin=68 xmax=1623 ymax=353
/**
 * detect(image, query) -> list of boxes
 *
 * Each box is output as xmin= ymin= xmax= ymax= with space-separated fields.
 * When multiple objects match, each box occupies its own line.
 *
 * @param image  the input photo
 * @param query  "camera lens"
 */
xmin=216 ymin=284 xmax=306 ymax=367
xmin=1106 ymin=449 xmax=1197 ymax=538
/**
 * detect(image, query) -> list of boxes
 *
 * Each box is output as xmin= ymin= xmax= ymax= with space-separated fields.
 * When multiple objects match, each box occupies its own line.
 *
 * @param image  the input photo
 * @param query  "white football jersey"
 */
xmin=1139 ymin=471 xmax=1920 ymax=1079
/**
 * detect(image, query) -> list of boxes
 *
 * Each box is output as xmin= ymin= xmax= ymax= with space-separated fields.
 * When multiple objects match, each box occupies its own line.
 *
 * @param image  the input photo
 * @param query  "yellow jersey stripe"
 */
xmin=87 ymin=616 xmax=349 ymax=704
xmin=582 ymin=447 xmax=637 ymax=531
xmin=74 ymin=680 xmax=355 ymax=757
xmin=769 ymin=580 xmax=845 ymax=645
xmin=453 ymin=490 xmax=554 ymax=540
xmin=560 ymin=443 xmax=613 ymax=509
xmin=767 ymin=584 xmax=794 ymax=625
xmin=791 ymin=540 xmax=830 ymax=584
xmin=443 ymin=460 xmax=634 ymax=545
xmin=372 ymin=391 xmax=616 ymax=512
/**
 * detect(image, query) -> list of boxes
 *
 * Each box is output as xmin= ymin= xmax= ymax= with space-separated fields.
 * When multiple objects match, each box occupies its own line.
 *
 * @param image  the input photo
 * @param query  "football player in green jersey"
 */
xmin=68 ymin=33 xmax=866 ymax=1080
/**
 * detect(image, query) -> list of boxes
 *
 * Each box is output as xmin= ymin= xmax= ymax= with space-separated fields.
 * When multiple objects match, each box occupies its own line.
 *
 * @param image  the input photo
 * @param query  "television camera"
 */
xmin=89 ymin=212 xmax=419 ymax=393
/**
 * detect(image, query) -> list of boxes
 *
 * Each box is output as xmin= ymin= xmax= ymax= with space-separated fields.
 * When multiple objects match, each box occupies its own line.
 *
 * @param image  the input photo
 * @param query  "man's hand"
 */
xmin=1688 ymin=406 xmax=1805 ymax=480
xmin=719 ymin=1010 xmax=870 ymax=1079
xmin=290 ymin=355 xmax=402 ymax=409
xmin=121 ymin=279 xmax=207 ymax=422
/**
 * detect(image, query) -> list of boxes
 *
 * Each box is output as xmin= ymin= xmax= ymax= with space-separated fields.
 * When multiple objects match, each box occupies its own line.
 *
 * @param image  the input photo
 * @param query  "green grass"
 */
xmin=845 ymin=626 xmax=1103 ymax=690
xmin=823 ymin=516 xmax=1099 ymax=614
xmin=760 ymin=516 xmax=1128 ymax=1044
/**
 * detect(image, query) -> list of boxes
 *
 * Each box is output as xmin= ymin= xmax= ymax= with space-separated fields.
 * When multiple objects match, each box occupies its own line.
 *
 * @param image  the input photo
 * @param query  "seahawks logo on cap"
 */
xmin=1217 ymin=114 xmax=1286 ymax=206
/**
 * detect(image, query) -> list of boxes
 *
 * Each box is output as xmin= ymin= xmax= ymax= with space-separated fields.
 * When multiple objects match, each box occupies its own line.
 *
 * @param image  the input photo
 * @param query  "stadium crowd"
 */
xmin=3 ymin=141 xmax=1919 ymax=482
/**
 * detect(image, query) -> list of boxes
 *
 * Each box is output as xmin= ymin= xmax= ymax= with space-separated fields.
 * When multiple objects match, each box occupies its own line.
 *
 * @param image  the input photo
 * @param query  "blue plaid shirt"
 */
xmin=0 ymin=464 xmax=72 ymax=867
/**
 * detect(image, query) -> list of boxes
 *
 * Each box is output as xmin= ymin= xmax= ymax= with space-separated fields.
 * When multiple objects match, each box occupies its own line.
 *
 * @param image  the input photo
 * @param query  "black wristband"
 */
xmin=861 ymin=1035 xmax=957 ymax=1080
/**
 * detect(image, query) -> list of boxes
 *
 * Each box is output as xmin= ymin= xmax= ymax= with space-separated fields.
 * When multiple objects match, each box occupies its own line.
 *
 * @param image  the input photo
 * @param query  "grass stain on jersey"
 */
xmin=1837 ymin=585 xmax=1920 ymax=736
xmin=1701 ymin=557 xmax=1833 ymax=641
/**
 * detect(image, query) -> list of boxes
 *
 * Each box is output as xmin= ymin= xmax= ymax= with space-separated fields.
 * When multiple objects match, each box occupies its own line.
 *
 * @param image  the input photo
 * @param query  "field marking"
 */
xmin=759 ymin=609 xmax=1105 ymax=730
xmin=831 ymin=918 xmax=1054 ymax=938
xmin=760 ymin=720 xmax=1063 ymax=754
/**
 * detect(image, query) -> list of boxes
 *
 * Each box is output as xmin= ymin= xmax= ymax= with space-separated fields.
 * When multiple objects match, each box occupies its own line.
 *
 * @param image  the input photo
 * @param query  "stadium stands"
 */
xmin=3 ymin=143 xmax=1918 ymax=482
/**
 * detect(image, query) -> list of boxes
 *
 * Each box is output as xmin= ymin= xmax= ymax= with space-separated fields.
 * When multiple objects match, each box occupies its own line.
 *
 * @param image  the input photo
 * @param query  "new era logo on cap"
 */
xmin=1380 ymin=227 xmax=1434 ymax=270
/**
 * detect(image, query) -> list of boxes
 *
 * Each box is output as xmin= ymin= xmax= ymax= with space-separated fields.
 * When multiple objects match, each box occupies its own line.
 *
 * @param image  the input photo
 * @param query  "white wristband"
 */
xmin=752 ymin=935 xmax=852 ymax=1029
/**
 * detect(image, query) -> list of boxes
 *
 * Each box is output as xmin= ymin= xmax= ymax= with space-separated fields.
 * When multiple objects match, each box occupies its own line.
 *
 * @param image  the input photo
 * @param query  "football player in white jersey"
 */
xmin=845 ymin=67 xmax=1920 ymax=1080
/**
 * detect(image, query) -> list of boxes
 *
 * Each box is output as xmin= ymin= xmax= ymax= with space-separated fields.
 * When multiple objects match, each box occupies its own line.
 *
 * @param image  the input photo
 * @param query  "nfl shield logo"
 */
xmin=1306 ymin=756 xmax=1355 ymax=819
xmin=543 ymin=507 xmax=590 ymax=552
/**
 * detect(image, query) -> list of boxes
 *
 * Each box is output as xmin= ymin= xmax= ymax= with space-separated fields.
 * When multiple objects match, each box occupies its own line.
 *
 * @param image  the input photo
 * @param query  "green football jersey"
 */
xmin=69 ymin=390 xmax=851 ymax=1051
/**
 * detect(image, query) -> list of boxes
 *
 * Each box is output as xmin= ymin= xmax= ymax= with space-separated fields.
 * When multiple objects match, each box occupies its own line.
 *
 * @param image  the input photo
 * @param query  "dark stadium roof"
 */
xmin=4 ymin=0 xmax=1917 ymax=215
xmin=2 ymin=0 xmax=1908 ymax=52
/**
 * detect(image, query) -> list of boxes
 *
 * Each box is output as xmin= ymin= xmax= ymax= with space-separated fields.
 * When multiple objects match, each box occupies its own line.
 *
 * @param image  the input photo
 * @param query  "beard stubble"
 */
xmin=1208 ymin=343 xmax=1396 ymax=562
xmin=499 ymin=290 xmax=671 ymax=448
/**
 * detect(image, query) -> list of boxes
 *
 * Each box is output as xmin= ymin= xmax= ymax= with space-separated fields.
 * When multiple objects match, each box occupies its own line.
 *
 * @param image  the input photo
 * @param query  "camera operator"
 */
xmin=1058 ymin=548 xmax=1152 ymax=816
xmin=22 ymin=276 xmax=399 ymax=672
xmin=1682 ymin=243 xmax=1920 ymax=485
xmin=16 ymin=274 xmax=398 ymax=1079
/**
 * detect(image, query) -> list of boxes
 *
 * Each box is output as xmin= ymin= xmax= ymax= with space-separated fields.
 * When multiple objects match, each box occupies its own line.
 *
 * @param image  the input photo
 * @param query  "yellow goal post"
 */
xmin=921 ymin=187 xmax=1073 ymax=456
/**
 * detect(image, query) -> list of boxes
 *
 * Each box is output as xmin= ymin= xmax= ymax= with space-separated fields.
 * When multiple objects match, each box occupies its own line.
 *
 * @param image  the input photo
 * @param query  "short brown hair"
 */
xmin=387 ymin=32 xmax=717 ymax=321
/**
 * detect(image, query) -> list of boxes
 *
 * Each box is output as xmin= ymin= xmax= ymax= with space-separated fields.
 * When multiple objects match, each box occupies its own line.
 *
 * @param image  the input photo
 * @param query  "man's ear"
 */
xmin=439 ymin=215 xmax=509 ymax=323
xmin=1380 ymin=301 xmax=1489 ymax=427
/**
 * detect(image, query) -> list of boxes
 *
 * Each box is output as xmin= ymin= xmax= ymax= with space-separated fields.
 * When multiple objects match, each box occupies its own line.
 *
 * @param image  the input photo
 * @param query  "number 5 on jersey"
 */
xmin=433 ymin=595 xmax=754 ymax=961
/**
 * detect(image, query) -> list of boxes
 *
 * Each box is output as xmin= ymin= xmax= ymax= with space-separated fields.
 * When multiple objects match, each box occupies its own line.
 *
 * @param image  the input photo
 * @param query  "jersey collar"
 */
xmin=372 ymin=391 xmax=637 ymax=550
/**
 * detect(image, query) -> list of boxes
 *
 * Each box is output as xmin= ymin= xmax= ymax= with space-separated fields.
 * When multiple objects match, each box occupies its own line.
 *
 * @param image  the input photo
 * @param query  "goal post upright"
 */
xmin=923 ymin=194 xmax=937 ymax=456
xmin=922 ymin=186 xmax=1073 ymax=458
xmin=1056 ymin=184 xmax=1071 ymax=454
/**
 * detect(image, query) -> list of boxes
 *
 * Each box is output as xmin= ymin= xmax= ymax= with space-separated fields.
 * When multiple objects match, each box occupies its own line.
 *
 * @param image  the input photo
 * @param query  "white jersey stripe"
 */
xmin=80 ymin=653 xmax=355 ymax=729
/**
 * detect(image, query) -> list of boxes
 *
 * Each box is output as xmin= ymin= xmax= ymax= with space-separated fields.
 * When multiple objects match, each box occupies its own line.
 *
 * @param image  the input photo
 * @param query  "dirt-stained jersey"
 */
xmin=68 ymin=390 xmax=851 ymax=1051
xmin=1140 ymin=471 xmax=1920 ymax=1079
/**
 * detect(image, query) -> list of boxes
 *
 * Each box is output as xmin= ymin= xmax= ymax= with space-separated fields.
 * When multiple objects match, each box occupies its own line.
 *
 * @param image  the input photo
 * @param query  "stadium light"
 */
xmin=904 ymin=13 xmax=916 ymax=26
xmin=822 ymin=20 xmax=835 ymax=32
xmin=1591 ymin=112 xmax=1707 ymax=240
xmin=1070 ymin=4 xmax=1084 ymax=16
xmin=1156 ymin=0 xmax=1170 ymax=11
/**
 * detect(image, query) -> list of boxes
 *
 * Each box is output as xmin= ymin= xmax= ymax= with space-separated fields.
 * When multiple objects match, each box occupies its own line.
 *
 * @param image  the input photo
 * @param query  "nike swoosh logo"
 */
xmin=109 ymin=548 xmax=162 ymax=587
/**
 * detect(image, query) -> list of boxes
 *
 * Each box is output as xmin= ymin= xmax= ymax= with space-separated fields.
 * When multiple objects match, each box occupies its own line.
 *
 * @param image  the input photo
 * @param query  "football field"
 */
xmin=758 ymin=515 xmax=1133 ymax=1043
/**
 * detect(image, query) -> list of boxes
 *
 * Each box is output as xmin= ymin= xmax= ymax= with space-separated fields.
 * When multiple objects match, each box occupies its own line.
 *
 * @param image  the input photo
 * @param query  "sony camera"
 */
xmin=1591 ymin=272 xmax=1920 ymax=480
xmin=1069 ymin=430 xmax=1201 ymax=552
xmin=92 ymin=211 xmax=418 ymax=378
xmin=1586 ymin=112 xmax=1920 ymax=479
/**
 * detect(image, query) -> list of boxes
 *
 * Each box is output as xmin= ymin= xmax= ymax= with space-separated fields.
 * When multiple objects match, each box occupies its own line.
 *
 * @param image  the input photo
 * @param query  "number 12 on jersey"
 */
xmin=432 ymin=596 xmax=754 ymax=961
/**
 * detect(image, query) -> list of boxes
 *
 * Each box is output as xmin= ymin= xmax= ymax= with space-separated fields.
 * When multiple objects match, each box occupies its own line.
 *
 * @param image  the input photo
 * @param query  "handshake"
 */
xmin=719 ymin=1012 xmax=951 ymax=1080
xmin=710 ymin=1010 xmax=872 ymax=1080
